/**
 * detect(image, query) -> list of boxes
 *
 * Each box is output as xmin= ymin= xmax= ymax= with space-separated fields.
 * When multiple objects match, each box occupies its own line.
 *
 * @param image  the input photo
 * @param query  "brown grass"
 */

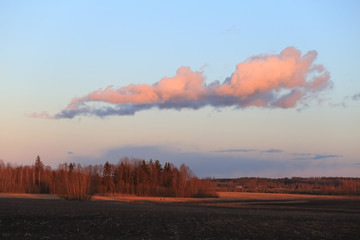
xmin=0 ymin=193 xmax=60 ymax=199
xmin=1 ymin=191 xmax=357 ymax=203
xmin=216 ymin=191 xmax=355 ymax=200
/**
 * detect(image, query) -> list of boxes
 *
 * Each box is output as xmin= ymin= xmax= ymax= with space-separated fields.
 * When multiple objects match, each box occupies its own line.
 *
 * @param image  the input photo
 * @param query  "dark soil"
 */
xmin=0 ymin=197 xmax=359 ymax=239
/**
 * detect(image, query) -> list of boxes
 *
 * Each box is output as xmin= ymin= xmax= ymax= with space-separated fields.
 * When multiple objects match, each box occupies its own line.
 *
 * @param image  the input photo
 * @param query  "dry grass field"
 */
xmin=91 ymin=191 xmax=351 ymax=202
xmin=0 ymin=192 xmax=359 ymax=239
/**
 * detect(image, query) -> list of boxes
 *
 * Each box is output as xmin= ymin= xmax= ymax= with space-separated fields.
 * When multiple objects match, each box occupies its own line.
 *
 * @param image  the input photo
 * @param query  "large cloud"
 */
xmin=32 ymin=47 xmax=331 ymax=119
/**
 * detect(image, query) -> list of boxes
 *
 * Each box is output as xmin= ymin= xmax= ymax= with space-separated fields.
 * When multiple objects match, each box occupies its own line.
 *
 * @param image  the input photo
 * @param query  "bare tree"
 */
xmin=35 ymin=155 xmax=44 ymax=187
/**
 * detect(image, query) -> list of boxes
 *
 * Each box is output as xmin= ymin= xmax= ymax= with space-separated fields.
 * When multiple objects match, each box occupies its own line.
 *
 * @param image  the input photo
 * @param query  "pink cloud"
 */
xmin=27 ymin=111 xmax=55 ymax=119
xmin=275 ymin=89 xmax=303 ymax=108
xmin=87 ymin=67 xmax=207 ymax=105
xmin=32 ymin=47 xmax=331 ymax=119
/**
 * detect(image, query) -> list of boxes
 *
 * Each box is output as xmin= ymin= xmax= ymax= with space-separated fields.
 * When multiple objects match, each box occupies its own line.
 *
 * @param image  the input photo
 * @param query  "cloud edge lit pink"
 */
xmin=31 ymin=47 xmax=331 ymax=119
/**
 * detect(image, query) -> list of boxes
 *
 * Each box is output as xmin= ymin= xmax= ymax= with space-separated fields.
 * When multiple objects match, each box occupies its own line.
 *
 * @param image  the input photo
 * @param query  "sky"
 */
xmin=1 ymin=0 xmax=359 ymax=178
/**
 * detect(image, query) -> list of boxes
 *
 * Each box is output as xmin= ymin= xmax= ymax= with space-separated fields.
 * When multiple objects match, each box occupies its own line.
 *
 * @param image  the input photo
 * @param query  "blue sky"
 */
xmin=1 ymin=1 xmax=359 ymax=177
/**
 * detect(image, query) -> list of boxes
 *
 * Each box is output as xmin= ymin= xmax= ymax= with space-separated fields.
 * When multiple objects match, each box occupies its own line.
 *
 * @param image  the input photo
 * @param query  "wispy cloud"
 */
xmin=329 ymin=102 xmax=346 ymax=108
xmin=329 ymin=92 xmax=360 ymax=108
xmin=226 ymin=25 xmax=241 ymax=33
xmin=213 ymin=148 xmax=283 ymax=154
xmin=212 ymin=149 xmax=256 ymax=153
xmin=352 ymin=92 xmax=360 ymax=101
xmin=31 ymin=47 xmax=332 ymax=119
xmin=293 ymin=153 xmax=343 ymax=160
xmin=311 ymin=154 xmax=343 ymax=160
xmin=28 ymin=111 xmax=55 ymax=119
xmin=262 ymin=149 xmax=283 ymax=153
xmin=293 ymin=153 xmax=313 ymax=157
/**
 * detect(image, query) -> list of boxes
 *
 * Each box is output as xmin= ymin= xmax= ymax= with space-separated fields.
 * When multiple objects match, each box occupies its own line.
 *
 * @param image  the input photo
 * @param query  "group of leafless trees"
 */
xmin=214 ymin=177 xmax=360 ymax=195
xmin=0 ymin=156 xmax=218 ymax=200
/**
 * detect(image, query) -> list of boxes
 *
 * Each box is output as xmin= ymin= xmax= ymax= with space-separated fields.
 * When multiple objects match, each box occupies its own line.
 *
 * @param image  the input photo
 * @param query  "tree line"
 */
xmin=213 ymin=177 xmax=360 ymax=195
xmin=0 ymin=156 xmax=217 ymax=200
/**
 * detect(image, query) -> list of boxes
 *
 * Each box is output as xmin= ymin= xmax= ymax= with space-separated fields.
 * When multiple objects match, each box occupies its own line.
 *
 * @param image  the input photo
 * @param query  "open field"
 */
xmin=0 ymin=192 xmax=359 ymax=239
